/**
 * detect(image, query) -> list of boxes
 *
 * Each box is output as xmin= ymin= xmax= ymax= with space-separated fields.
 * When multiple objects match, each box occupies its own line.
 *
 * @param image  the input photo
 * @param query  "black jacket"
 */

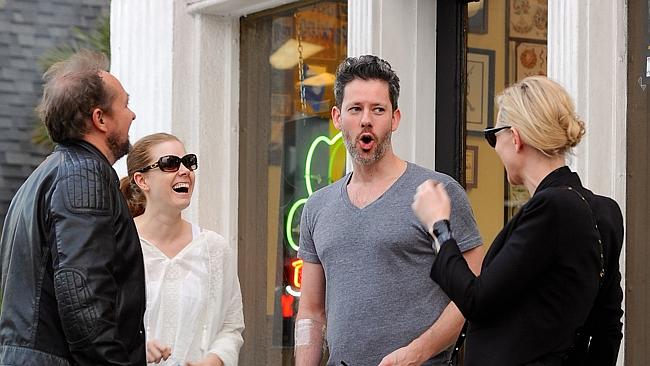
xmin=0 ymin=141 xmax=146 ymax=365
xmin=431 ymin=167 xmax=623 ymax=366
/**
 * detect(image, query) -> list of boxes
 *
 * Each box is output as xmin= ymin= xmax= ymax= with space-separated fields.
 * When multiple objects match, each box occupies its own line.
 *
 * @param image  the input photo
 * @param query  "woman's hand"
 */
xmin=412 ymin=179 xmax=452 ymax=234
xmin=185 ymin=353 xmax=224 ymax=366
xmin=146 ymin=339 xmax=172 ymax=363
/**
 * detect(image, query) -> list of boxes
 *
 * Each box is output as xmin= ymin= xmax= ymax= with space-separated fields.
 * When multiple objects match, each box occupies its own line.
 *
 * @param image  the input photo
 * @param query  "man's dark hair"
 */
xmin=37 ymin=50 xmax=112 ymax=143
xmin=334 ymin=55 xmax=400 ymax=111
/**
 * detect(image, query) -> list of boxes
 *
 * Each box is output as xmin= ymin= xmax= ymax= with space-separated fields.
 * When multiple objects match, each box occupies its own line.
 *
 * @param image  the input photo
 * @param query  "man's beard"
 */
xmin=107 ymin=132 xmax=131 ymax=161
xmin=343 ymin=128 xmax=392 ymax=166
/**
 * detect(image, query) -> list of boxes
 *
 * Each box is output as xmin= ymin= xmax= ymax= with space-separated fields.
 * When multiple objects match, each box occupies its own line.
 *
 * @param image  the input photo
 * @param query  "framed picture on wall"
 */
xmin=466 ymin=48 xmax=495 ymax=134
xmin=510 ymin=41 xmax=548 ymax=81
xmin=508 ymin=0 xmax=547 ymax=41
xmin=466 ymin=145 xmax=479 ymax=190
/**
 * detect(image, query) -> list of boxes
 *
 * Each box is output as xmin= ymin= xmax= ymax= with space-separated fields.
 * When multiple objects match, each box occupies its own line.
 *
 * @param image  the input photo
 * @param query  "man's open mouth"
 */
xmin=359 ymin=133 xmax=375 ymax=150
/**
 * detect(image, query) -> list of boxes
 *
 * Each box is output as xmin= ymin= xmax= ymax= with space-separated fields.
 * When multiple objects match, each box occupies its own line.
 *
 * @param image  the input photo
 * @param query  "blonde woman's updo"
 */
xmin=119 ymin=133 xmax=182 ymax=217
xmin=496 ymin=76 xmax=585 ymax=157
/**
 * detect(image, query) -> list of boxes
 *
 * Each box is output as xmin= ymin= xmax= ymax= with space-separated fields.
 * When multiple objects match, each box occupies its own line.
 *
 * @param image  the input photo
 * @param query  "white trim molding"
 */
xmin=110 ymin=0 xmax=175 ymax=176
xmin=187 ymin=0 xmax=295 ymax=17
xmin=548 ymin=1 xmax=627 ymax=364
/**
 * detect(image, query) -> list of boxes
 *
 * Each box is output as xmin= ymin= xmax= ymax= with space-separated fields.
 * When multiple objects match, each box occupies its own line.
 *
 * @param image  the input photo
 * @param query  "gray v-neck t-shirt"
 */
xmin=298 ymin=162 xmax=482 ymax=366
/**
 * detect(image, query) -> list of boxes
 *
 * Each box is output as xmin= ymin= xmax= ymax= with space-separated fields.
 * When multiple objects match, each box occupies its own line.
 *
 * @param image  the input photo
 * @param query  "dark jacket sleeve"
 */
xmin=582 ymin=197 xmax=624 ymax=365
xmin=49 ymin=166 xmax=131 ymax=365
xmin=431 ymin=193 xmax=560 ymax=322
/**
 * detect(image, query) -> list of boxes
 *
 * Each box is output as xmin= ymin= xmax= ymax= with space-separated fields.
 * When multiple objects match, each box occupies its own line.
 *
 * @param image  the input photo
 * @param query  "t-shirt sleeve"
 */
xmin=444 ymin=179 xmax=483 ymax=252
xmin=297 ymin=199 xmax=320 ymax=264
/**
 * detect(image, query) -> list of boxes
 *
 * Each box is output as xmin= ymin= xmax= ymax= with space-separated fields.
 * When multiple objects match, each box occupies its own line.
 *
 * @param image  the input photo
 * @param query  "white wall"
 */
xmin=110 ymin=0 xmax=174 ymax=176
xmin=348 ymin=0 xmax=438 ymax=171
xmin=110 ymin=0 xmax=241 ymax=252
xmin=548 ymin=1 xmax=627 ymax=364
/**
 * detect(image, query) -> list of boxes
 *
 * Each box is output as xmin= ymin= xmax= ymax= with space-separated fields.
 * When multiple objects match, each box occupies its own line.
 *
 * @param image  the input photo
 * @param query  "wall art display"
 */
xmin=509 ymin=0 xmax=547 ymax=41
xmin=467 ymin=48 xmax=495 ymax=133
xmin=466 ymin=145 xmax=479 ymax=189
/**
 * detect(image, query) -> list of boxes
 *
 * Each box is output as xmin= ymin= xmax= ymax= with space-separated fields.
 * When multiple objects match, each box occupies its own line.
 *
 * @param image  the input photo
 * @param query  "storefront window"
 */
xmin=239 ymin=1 xmax=347 ymax=364
xmin=465 ymin=0 xmax=548 ymax=246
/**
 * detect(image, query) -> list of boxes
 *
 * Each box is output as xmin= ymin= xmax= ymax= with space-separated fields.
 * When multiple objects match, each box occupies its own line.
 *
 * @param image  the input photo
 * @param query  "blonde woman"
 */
xmin=412 ymin=76 xmax=623 ymax=366
xmin=120 ymin=133 xmax=244 ymax=366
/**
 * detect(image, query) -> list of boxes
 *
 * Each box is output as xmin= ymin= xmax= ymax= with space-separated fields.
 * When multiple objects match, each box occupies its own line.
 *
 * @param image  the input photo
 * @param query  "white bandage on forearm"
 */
xmin=295 ymin=318 xmax=326 ymax=347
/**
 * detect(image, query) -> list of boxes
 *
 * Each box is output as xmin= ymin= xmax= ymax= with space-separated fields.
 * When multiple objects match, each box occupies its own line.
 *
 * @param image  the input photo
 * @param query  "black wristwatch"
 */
xmin=432 ymin=219 xmax=453 ymax=244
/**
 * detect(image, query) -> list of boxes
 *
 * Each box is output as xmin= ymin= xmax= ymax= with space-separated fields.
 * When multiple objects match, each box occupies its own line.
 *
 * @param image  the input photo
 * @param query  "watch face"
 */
xmin=433 ymin=220 xmax=452 ymax=244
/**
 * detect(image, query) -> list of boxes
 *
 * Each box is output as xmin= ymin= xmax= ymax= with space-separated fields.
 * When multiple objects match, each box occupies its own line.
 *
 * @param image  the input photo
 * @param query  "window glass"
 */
xmin=466 ymin=0 xmax=547 ymax=246
xmin=240 ymin=1 xmax=347 ymax=363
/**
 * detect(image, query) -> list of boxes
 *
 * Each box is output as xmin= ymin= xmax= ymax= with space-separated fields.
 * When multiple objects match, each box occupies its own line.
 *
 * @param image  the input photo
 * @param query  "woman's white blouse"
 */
xmin=141 ymin=227 xmax=244 ymax=366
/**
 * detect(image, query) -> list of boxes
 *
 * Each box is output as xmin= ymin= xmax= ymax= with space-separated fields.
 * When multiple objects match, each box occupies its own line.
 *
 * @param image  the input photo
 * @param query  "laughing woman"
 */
xmin=120 ymin=133 xmax=244 ymax=366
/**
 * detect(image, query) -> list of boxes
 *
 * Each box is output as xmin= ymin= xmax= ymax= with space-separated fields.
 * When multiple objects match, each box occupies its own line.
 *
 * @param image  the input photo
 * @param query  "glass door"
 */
xmin=238 ymin=1 xmax=347 ymax=364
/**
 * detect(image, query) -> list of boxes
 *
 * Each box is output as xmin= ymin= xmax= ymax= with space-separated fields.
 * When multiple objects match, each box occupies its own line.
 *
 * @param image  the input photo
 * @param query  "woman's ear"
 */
xmin=133 ymin=172 xmax=149 ymax=192
xmin=511 ymin=127 xmax=524 ymax=153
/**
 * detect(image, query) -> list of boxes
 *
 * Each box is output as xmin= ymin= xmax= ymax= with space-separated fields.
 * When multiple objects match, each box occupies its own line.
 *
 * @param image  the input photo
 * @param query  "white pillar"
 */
xmin=110 ymin=0 xmax=241 ymax=253
xmin=348 ymin=0 xmax=437 ymax=171
xmin=110 ymin=0 xmax=174 ymax=175
xmin=548 ymin=1 xmax=627 ymax=364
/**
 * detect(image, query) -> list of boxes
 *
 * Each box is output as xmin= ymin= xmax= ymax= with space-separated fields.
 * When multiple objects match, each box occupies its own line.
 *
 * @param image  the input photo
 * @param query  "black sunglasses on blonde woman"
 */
xmin=137 ymin=154 xmax=198 ymax=173
xmin=483 ymin=126 xmax=511 ymax=148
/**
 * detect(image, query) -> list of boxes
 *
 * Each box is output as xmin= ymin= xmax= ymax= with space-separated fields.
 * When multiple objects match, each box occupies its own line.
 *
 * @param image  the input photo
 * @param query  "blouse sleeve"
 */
xmin=207 ymin=240 xmax=244 ymax=366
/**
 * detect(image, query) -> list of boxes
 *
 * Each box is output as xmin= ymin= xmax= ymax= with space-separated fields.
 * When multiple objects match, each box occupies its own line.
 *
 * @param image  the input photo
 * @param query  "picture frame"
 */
xmin=465 ymin=145 xmax=479 ymax=190
xmin=509 ymin=41 xmax=547 ymax=82
xmin=466 ymin=48 xmax=495 ymax=134
xmin=468 ymin=0 xmax=488 ymax=34
xmin=507 ymin=0 xmax=547 ymax=41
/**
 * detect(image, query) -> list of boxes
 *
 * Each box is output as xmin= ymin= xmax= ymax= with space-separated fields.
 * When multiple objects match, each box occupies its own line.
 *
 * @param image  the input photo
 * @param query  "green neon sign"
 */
xmin=285 ymin=131 xmax=343 ymax=251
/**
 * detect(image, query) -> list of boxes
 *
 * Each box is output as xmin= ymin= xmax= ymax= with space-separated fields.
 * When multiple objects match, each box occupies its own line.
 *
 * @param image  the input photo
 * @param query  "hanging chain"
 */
xmin=294 ymin=11 xmax=307 ymax=114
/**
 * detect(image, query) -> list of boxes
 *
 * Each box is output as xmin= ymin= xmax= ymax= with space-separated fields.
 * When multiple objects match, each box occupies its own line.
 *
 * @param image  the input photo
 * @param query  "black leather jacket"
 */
xmin=0 ymin=141 xmax=146 ymax=365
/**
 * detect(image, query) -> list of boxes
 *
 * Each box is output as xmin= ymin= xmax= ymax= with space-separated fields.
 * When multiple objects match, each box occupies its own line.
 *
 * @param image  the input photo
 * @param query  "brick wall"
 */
xmin=0 ymin=0 xmax=109 ymax=232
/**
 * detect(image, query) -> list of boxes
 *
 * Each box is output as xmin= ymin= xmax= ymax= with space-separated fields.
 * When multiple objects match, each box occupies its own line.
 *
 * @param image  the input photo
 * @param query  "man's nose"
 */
xmin=361 ymin=109 xmax=373 ymax=128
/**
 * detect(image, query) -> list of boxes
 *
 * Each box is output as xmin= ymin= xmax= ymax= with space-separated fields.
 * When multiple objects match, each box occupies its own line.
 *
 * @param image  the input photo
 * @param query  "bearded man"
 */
xmin=294 ymin=55 xmax=484 ymax=366
xmin=0 ymin=50 xmax=146 ymax=366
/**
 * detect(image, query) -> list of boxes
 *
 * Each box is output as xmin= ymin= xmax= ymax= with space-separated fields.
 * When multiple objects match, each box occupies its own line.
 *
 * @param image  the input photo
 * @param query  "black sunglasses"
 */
xmin=137 ymin=154 xmax=198 ymax=173
xmin=483 ymin=126 xmax=511 ymax=148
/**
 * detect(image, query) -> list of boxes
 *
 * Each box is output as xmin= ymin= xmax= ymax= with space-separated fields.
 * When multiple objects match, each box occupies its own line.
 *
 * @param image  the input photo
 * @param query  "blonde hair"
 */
xmin=496 ymin=76 xmax=585 ymax=157
xmin=119 ymin=133 xmax=182 ymax=217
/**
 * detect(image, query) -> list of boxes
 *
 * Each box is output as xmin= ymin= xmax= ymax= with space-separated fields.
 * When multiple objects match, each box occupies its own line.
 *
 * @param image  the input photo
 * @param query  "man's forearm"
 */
xmin=408 ymin=302 xmax=465 ymax=361
xmin=410 ymin=245 xmax=482 ymax=360
xmin=294 ymin=318 xmax=326 ymax=366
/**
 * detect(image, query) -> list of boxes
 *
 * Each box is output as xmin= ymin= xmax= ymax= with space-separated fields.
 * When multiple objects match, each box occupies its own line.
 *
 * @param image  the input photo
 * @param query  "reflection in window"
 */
xmin=266 ymin=1 xmax=347 ymax=361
